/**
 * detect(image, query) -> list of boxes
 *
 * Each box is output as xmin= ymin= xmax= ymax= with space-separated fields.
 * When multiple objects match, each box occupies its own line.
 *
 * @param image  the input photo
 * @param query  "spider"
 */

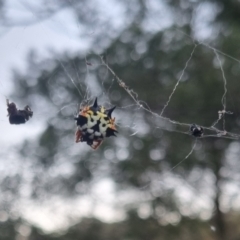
xmin=7 ymin=99 xmax=33 ymax=124
xmin=190 ymin=123 xmax=203 ymax=137
xmin=74 ymin=98 xmax=118 ymax=150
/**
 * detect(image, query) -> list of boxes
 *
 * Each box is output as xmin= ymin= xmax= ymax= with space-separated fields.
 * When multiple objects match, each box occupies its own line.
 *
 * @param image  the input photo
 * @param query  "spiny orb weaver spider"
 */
xmin=74 ymin=98 xmax=118 ymax=150
xmin=6 ymin=99 xmax=33 ymax=124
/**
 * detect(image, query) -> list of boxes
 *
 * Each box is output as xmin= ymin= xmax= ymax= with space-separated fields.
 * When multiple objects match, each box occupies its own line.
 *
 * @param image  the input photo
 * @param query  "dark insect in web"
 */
xmin=6 ymin=99 xmax=33 ymax=124
xmin=74 ymin=98 xmax=118 ymax=150
xmin=190 ymin=124 xmax=203 ymax=137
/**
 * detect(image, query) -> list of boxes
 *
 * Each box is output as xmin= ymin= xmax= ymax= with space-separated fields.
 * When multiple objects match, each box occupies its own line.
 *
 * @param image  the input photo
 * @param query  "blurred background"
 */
xmin=0 ymin=0 xmax=240 ymax=239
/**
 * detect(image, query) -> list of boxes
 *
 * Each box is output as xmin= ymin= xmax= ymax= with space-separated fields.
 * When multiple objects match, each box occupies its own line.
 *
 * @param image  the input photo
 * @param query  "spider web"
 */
xmin=26 ymin=29 xmax=240 ymax=172
xmin=40 ymin=32 xmax=240 ymax=186
xmin=85 ymin=36 xmax=240 ymax=229
xmin=2 ymin=2 xmax=240 ymax=234
xmin=102 ymin=46 xmax=239 ymax=138
xmin=6 ymin=1 xmax=239 ymax=144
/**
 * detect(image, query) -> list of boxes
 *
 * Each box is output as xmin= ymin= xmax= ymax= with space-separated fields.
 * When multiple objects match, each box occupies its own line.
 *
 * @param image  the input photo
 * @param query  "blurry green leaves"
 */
xmin=38 ymin=125 xmax=59 ymax=166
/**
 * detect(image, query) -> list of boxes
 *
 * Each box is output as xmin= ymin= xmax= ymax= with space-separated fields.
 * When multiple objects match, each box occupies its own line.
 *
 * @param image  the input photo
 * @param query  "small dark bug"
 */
xmin=190 ymin=124 xmax=203 ymax=137
xmin=7 ymin=99 xmax=33 ymax=124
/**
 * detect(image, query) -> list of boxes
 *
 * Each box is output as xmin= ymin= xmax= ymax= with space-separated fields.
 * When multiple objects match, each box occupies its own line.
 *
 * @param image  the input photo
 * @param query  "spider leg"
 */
xmin=90 ymin=139 xmax=103 ymax=150
xmin=75 ymin=129 xmax=82 ymax=143
xmin=24 ymin=105 xmax=33 ymax=117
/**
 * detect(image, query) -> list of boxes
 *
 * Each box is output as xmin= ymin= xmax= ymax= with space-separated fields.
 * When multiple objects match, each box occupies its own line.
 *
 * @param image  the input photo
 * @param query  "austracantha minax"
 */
xmin=74 ymin=98 xmax=118 ymax=150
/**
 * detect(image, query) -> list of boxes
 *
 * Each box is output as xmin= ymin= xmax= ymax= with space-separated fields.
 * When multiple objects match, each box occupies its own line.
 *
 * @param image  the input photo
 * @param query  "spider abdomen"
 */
xmin=75 ymin=98 xmax=117 ymax=149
